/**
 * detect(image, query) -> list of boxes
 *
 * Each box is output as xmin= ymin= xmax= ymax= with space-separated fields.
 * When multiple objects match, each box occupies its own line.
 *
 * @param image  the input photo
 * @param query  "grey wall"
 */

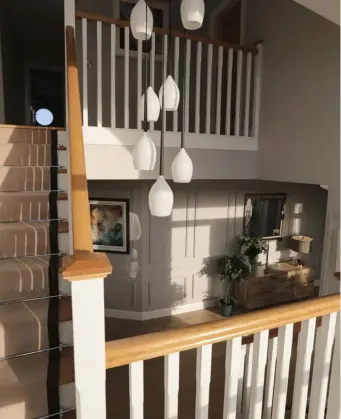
xmin=244 ymin=0 xmax=340 ymax=293
xmin=89 ymin=179 xmax=327 ymax=313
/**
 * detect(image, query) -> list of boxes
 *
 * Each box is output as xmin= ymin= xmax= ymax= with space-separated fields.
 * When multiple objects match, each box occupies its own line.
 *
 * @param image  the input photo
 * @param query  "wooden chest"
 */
xmin=236 ymin=265 xmax=314 ymax=310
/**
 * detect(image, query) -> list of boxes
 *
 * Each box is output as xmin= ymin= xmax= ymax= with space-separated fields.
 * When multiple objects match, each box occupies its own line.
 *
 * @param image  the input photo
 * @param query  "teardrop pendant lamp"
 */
xmin=180 ymin=0 xmax=205 ymax=31
xmin=130 ymin=0 xmax=153 ymax=40
xmin=149 ymin=38 xmax=174 ymax=217
xmin=159 ymin=0 xmax=180 ymax=111
xmin=171 ymin=30 xmax=193 ymax=183
xmin=132 ymin=0 xmax=156 ymax=171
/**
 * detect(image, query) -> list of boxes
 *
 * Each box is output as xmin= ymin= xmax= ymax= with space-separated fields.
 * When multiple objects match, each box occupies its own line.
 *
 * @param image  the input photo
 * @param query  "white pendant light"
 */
xmin=139 ymin=87 xmax=160 ymax=122
xmin=148 ymin=175 xmax=174 ymax=217
xmin=171 ymin=148 xmax=193 ymax=183
xmin=130 ymin=0 xmax=153 ymax=40
xmin=159 ymin=76 xmax=180 ymax=111
xmin=132 ymin=132 xmax=156 ymax=170
xmin=180 ymin=0 xmax=205 ymax=30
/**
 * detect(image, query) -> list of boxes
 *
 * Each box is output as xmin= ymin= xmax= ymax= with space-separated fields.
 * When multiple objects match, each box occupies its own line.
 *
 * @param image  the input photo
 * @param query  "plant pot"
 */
xmin=218 ymin=299 xmax=233 ymax=317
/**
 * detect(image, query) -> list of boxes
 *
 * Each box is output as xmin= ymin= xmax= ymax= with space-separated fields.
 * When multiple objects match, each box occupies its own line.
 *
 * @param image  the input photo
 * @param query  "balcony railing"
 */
xmin=75 ymin=12 xmax=262 ymax=139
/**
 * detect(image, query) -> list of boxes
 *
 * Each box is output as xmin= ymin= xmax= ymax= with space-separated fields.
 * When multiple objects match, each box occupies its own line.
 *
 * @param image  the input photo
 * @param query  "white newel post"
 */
xmin=71 ymin=278 xmax=107 ymax=419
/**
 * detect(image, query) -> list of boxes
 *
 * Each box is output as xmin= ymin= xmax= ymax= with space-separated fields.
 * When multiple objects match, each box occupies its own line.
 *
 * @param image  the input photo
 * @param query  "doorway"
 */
xmin=28 ymin=68 xmax=65 ymax=127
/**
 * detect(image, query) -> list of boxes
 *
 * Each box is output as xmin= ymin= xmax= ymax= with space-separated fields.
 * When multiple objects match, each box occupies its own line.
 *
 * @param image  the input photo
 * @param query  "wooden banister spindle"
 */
xmin=137 ymin=40 xmax=142 ymax=130
xmin=205 ymin=44 xmax=213 ymax=134
xmin=195 ymin=344 xmax=212 ymax=419
xmin=164 ymin=352 xmax=180 ymax=419
xmin=185 ymin=39 xmax=191 ymax=133
xmin=149 ymin=33 xmax=155 ymax=131
xmin=248 ymin=331 xmax=268 ymax=419
xmin=242 ymin=343 xmax=253 ymax=418
xmin=262 ymin=337 xmax=278 ymax=419
xmin=195 ymin=41 xmax=202 ymax=134
xmin=234 ymin=50 xmax=243 ymax=136
xmin=173 ymin=37 xmax=180 ymax=132
xmin=272 ymin=324 xmax=294 ymax=419
xmin=111 ymin=23 xmax=116 ymax=128
xmin=124 ymin=26 xmax=130 ymax=129
xmin=97 ymin=21 xmax=102 ymax=127
xmin=308 ymin=313 xmax=337 ymax=419
xmin=215 ymin=46 xmax=223 ymax=135
xmin=243 ymin=52 xmax=252 ymax=137
xmin=223 ymin=337 xmax=242 ymax=418
xmin=326 ymin=313 xmax=340 ymax=419
xmin=82 ymin=18 xmax=88 ymax=126
xmin=225 ymin=48 xmax=233 ymax=136
xmin=129 ymin=361 xmax=144 ymax=419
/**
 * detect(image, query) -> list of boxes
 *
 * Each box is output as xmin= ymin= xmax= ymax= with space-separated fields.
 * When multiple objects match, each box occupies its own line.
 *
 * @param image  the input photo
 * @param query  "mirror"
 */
xmin=243 ymin=194 xmax=286 ymax=238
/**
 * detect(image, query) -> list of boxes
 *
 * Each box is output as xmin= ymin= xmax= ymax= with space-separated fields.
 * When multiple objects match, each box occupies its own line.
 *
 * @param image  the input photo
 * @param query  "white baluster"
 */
xmin=149 ymin=32 xmax=155 ymax=131
xmin=243 ymin=52 xmax=252 ymax=137
xmin=242 ymin=343 xmax=253 ymax=419
xmin=129 ymin=361 xmax=144 ymax=419
xmin=137 ymin=40 xmax=142 ymax=129
xmin=291 ymin=318 xmax=316 ymax=419
xmin=195 ymin=344 xmax=212 ymax=419
xmin=173 ymin=37 xmax=180 ymax=132
xmin=236 ymin=345 xmax=246 ymax=418
xmin=225 ymin=48 xmax=233 ymax=136
xmin=262 ymin=337 xmax=278 ymax=419
xmin=205 ymin=44 xmax=213 ymax=134
xmin=248 ymin=331 xmax=269 ymax=419
xmin=82 ymin=18 xmax=88 ymax=126
xmin=97 ymin=21 xmax=102 ymax=127
xmin=223 ymin=337 xmax=242 ymax=419
xmin=272 ymin=324 xmax=293 ymax=419
xmin=234 ymin=50 xmax=243 ymax=136
xmin=185 ymin=39 xmax=191 ymax=133
xmin=215 ymin=46 xmax=223 ymax=135
xmin=164 ymin=352 xmax=180 ymax=419
xmin=195 ymin=41 xmax=202 ymax=134
xmin=110 ymin=23 xmax=116 ymax=128
xmin=308 ymin=313 xmax=337 ymax=419
xmin=326 ymin=313 xmax=340 ymax=419
xmin=162 ymin=34 xmax=168 ymax=130
xmin=124 ymin=26 xmax=130 ymax=129
xmin=252 ymin=44 xmax=263 ymax=137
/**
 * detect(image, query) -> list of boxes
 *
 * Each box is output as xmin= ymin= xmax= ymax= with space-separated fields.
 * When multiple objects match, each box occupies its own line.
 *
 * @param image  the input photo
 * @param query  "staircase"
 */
xmin=0 ymin=126 xmax=75 ymax=418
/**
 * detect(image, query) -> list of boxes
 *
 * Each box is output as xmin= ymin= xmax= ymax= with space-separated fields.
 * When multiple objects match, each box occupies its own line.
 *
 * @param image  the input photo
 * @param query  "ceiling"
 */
xmin=293 ymin=0 xmax=340 ymax=25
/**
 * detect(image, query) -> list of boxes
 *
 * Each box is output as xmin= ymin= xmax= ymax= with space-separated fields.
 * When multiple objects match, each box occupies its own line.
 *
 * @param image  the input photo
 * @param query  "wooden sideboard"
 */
xmin=236 ymin=263 xmax=314 ymax=310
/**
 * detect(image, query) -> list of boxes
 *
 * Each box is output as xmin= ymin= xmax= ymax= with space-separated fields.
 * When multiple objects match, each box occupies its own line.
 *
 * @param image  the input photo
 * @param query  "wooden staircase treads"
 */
xmin=0 ymin=348 xmax=74 ymax=418
xmin=0 ymin=191 xmax=67 ymax=222
xmin=0 ymin=220 xmax=68 ymax=258
xmin=0 ymin=144 xmax=67 ymax=167
xmin=0 ymin=126 xmax=54 ymax=144
xmin=0 ymin=296 xmax=72 ymax=358
xmin=0 ymin=166 xmax=66 ymax=192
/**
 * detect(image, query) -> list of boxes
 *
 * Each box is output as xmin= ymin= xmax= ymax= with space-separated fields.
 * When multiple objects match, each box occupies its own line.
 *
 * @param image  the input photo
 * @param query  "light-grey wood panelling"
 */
xmin=88 ymin=180 xmax=328 ymax=313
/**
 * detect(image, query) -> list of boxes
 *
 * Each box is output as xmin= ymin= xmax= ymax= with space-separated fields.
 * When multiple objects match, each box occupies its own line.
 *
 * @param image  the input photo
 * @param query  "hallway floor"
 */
xmin=105 ymin=308 xmax=228 ymax=419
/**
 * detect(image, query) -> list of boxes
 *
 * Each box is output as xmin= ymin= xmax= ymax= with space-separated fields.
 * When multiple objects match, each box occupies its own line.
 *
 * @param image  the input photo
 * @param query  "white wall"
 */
xmin=89 ymin=179 xmax=327 ymax=313
xmin=245 ymin=0 xmax=340 ymax=293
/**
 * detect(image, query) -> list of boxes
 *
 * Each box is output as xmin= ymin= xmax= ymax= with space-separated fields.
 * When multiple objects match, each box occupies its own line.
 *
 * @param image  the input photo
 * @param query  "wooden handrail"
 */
xmin=62 ymin=26 xmax=112 ymax=281
xmin=76 ymin=11 xmax=259 ymax=54
xmin=106 ymin=294 xmax=340 ymax=369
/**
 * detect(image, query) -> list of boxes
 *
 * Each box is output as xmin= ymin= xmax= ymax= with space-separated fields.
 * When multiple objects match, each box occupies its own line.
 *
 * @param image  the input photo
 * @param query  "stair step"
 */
xmin=0 ymin=144 xmax=66 ymax=167
xmin=0 ymin=347 xmax=74 ymax=418
xmin=0 ymin=191 xmax=68 ymax=222
xmin=0 ymin=125 xmax=58 ymax=144
xmin=0 ymin=296 xmax=72 ymax=358
xmin=0 ymin=220 xmax=68 ymax=258
xmin=0 ymin=166 xmax=67 ymax=192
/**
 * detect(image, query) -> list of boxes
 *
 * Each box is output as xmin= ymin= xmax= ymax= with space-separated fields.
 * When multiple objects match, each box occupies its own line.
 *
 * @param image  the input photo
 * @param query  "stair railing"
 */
xmin=63 ymin=24 xmax=112 ymax=419
xmin=105 ymin=294 xmax=340 ymax=419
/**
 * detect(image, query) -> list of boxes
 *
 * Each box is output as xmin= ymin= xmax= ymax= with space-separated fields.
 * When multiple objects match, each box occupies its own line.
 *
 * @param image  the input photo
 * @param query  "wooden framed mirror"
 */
xmin=243 ymin=193 xmax=286 ymax=239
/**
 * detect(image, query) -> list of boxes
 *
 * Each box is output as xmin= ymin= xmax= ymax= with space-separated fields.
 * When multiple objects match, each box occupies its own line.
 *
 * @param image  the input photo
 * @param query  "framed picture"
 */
xmin=89 ymin=198 xmax=130 ymax=254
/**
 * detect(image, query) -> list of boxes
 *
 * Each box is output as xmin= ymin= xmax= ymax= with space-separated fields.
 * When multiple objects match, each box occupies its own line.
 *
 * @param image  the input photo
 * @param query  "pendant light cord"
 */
xmin=143 ymin=0 xmax=148 ymax=132
xmin=160 ymin=32 xmax=166 ymax=176
xmin=167 ymin=0 xmax=172 ymax=76
xmin=181 ymin=30 xmax=187 ymax=149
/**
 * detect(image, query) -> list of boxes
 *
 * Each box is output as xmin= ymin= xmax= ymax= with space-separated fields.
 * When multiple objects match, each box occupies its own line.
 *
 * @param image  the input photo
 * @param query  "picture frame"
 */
xmin=89 ymin=198 xmax=130 ymax=254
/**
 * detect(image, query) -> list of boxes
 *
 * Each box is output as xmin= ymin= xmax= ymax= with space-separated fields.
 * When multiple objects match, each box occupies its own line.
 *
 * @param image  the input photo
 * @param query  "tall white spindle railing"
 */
xmin=103 ymin=294 xmax=340 ymax=419
xmin=76 ymin=12 xmax=262 ymax=139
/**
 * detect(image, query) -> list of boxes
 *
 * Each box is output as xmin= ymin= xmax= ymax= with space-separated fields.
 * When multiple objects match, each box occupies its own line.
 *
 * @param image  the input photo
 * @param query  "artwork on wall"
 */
xmin=89 ymin=199 xmax=130 ymax=254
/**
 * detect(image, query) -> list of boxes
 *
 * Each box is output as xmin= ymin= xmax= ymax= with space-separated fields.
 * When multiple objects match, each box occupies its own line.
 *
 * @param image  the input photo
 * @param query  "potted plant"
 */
xmin=200 ymin=255 xmax=250 ymax=317
xmin=237 ymin=234 xmax=268 ymax=274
